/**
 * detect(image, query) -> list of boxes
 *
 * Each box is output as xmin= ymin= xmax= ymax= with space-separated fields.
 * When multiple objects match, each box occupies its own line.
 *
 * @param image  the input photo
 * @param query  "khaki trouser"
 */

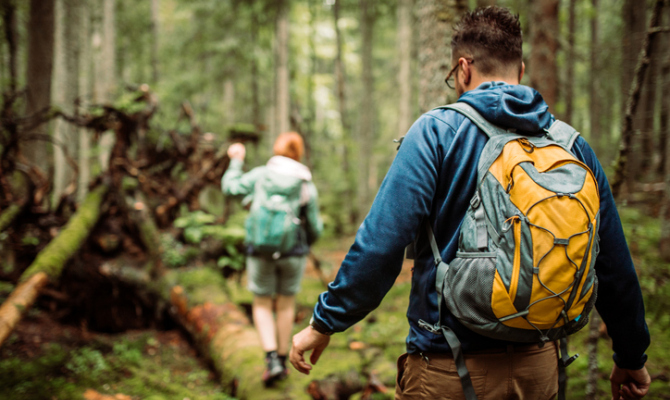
xmin=395 ymin=342 xmax=559 ymax=400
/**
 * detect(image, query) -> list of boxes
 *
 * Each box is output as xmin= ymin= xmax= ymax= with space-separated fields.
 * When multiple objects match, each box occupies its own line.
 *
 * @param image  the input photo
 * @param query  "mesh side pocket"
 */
xmin=443 ymin=255 xmax=497 ymax=326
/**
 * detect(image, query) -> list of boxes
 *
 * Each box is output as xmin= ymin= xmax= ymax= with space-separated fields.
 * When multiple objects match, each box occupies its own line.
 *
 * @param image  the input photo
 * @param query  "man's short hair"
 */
xmin=451 ymin=6 xmax=523 ymax=77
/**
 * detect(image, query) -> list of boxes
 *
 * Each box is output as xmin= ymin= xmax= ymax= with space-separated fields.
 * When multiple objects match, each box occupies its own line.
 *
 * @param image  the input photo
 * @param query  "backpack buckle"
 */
xmin=470 ymin=193 xmax=481 ymax=208
xmin=559 ymin=353 xmax=579 ymax=368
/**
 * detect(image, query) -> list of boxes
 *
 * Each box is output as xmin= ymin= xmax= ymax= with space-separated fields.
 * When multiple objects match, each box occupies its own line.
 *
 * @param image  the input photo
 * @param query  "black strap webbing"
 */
xmin=558 ymin=337 xmax=579 ymax=400
xmin=441 ymin=325 xmax=478 ymax=400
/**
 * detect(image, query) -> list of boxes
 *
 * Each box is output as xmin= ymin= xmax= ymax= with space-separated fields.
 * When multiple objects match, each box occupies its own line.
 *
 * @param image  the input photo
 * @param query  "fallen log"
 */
xmin=0 ymin=184 xmax=108 ymax=346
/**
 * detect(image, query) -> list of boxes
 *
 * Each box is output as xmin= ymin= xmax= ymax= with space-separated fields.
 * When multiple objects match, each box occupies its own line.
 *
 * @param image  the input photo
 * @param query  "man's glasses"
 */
xmin=445 ymin=58 xmax=474 ymax=89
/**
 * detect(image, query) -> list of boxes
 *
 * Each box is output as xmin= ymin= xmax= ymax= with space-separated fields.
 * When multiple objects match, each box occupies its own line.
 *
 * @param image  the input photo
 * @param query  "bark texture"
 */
xmin=621 ymin=0 xmax=648 ymax=195
xmin=23 ymin=0 xmax=55 ymax=174
xmin=565 ymin=0 xmax=576 ymax=125
xmin=397 ymin=0 xmax=414 ymax=139
xmin=589 ymin=0 xmax=601 ymax=156
xmin=659 ymin=6 xmax=670 ymax=261
xmin=275 ymin=0 xmax=291 ymax=138
xmin=611 ymin=1 xmax=665 ymax=199
xmin=333 ymin=0 xmax=356 ymax=227
xmin=417 ymin=0 xmax=468 ymax=113
xmin=52 ymin=0 xmax=82 ymax=203
xmin=78 ymin=0 xmax=91 ymax=203
xmin=358 ymin=0 xmax=375 ymax=216
xmin=529 ymin=0 xmax=559 ymax=111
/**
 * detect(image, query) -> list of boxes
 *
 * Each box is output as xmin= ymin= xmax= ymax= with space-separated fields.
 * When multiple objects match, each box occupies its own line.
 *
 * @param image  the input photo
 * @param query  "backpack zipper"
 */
xmin=505 ymin=215 xmax=522 ymax=302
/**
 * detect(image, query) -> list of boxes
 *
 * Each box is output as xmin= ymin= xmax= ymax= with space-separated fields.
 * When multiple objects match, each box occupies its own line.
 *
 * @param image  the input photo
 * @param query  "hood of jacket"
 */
xmin=263 ymin=156 xmax=312 ymax=204
xmin=457 ymin=81 xmax=553 ymax=135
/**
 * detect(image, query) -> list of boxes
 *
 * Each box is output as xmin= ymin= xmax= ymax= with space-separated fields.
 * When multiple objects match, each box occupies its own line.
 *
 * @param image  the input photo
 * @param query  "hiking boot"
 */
xmin=278 ymin=364 xmax=290 ymax=381
xmin=262 ymin=352 xmax=284 ymax=387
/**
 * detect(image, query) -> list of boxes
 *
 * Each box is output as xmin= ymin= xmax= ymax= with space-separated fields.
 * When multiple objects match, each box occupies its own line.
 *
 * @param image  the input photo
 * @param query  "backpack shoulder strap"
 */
xmin=546 ymin=119 xmax=580 ymax=151
xmin=436 ymin=102 xmax=508 ymax=138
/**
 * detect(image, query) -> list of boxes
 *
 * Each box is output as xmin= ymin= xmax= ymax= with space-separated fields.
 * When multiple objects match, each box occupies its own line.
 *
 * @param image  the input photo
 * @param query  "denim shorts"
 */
xmin=246 ymin=255 xmax=307 ymax=296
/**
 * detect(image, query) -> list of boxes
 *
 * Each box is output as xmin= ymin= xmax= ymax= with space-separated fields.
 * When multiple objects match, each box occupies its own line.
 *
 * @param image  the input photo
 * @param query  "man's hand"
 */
xmin=289 ymin=326 xmax=331 ymax=375
xmin=227 ymin=143 xmax=246 ymax=161
xmin=610 ymin=364 xmax=651 ymax=400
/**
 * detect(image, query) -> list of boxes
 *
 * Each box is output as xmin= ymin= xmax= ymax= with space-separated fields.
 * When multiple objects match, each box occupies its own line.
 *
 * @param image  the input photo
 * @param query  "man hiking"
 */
xmin=290 ymin=6 xmax=651 ymax=400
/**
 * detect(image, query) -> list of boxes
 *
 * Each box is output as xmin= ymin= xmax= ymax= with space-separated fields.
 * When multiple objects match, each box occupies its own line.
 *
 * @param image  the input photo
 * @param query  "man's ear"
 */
xmin=519 ymin=62 xmax=525 ymax=82
xmin=459 ymin=57 xmax=472 ymax=85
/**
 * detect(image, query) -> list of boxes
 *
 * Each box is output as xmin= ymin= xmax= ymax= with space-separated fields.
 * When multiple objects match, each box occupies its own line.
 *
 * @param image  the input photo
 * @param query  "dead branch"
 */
xmin=611 ymin=0 xmax=665 ymax=199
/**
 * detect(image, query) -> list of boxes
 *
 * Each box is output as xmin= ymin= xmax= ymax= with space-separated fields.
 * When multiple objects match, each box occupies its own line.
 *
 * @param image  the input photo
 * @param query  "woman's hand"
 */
xmin=227 ymin=143 xmax=246 ymax=161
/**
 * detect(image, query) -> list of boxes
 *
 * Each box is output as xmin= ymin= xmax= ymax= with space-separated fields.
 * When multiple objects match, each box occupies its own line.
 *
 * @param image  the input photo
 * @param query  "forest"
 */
xmin=0 ymin=0 xmax=669 ymax=398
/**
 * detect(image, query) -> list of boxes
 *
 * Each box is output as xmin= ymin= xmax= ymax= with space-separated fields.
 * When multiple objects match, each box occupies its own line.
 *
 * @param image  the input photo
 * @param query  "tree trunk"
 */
xmin=52 ymin=0 xmax=82 ymax=204
xmin=78 ymin=0 xmax=91 ymax=203
xmin=333 ymin=0 xmax=356 ymax=227
xmin=223 ymin=79 xmax=235 ymax=127
xmin=611 ymin=0 xmax=665 ymax=200
xmin=589 ymin=0 xmax=601 ymax=156
xmin=1 ymin=0 xmax=18 ymax=95
xmin=358 ymin=0 xmax=375 ymax=216
xmin=275 ymin=0 xmax=290 ymax=138
xmin=529 ymin=0 xmax=559 ymax=111
xmin=417 ymin=0 xmax=468 ymax=113
xmin=584 ymin=312 xmax=602 ymax=400
xmin=304 ymin=0 xmax=318 ymax=168
xmin=150 ymin=0 xmax=159 ymax=85
xmin=0 ymin=184 xmax=108 ymax=346
xmin=102 ymin=0 xmax=116 ymax=100
xmin=97 ymin=0 xmax=116 ymax=172
xmin=622 ymin=0 xmax=648 ymax=196
xmin=476 ymin=0 xmax=496 ymax=7
xmin=250 ymin=10 xmax=261 ymax=130
xmin=23 ymin=0 xmax=55 ymax=175
xmin=397 ymin=0 xmax=414 ymax=139
xmin=640 ymin=19 xmax=661 ymax=177
xmin=565 ymin=0 xmax=576 ymax=125
xmin=659 ymin=6 xmax=670 ymax=261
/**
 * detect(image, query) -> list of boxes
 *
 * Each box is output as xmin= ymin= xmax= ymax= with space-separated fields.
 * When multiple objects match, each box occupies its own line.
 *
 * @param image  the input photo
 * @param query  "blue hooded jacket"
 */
xmin=312 ymin=82 xmax=650 ymax=369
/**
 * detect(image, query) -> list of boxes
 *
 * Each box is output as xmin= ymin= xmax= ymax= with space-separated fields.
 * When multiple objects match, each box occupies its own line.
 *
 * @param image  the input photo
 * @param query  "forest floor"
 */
xmin=2 ymin=207 xmax=670 ymax=399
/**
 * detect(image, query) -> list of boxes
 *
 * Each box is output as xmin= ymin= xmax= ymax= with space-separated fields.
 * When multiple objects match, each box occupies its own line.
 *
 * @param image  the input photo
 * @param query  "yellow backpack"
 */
xmin=418 ymin=102 xmax=600 ymax=400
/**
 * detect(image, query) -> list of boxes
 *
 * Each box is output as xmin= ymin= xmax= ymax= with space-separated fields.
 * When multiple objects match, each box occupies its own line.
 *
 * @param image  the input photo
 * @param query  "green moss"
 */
xmin=227 ymin=123 xmax=257 ymax=136
xmin=20 ymin=185 xmax=108 ymax=282
xmin=167 ymin=267 xmax=229 ymax=305
xmin=0 ymin=203 xmax=20 ymax=232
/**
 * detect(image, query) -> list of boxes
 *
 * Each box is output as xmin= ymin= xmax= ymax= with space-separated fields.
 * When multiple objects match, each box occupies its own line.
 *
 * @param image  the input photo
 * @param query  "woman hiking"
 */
xmin=222 ymin=132 xmax=322 ymax=386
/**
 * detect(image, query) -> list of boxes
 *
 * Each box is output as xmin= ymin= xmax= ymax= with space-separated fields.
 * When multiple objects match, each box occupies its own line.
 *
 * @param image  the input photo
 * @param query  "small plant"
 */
xmin=174 ymin=210 xmax=217 ymax=244
xmin=65 ymin=347 xmax=111 ymax=380
xmin=160 ymin=233 xmax=187 ymax=268
xmin=21 ymin=234 xmax=40 ymax=246
xmin=217 ymin=243 xmax=245 ymax=272
xmin=112 ymin=340 xmax=143 ymax=367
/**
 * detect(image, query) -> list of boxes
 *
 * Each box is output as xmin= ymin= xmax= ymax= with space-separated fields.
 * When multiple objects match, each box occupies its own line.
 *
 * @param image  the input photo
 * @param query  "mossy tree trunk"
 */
xmin=0 ymin=184 xmax=108 ymax=346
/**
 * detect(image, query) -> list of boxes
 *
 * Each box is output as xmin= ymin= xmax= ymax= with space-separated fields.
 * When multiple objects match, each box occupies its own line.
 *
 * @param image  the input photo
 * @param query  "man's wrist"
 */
xmin=309 ymin=316 xmax=334 ymax=336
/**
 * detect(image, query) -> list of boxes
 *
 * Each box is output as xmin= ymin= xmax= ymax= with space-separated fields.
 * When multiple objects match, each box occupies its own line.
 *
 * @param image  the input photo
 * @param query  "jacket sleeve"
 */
xmin=221 ymin=159 xmax=263 ymax=197
xmin=574 ymin=138 xmax=650 ymax=370
xmin=312 ymin=115 xmax=444 ymax=332
xmin=304 ymin=182 xmax=323 ymax=246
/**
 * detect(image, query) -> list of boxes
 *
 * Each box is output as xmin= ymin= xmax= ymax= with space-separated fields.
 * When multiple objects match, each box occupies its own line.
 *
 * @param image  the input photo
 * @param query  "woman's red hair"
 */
xmin=273 ymin=132 xmax=304 ymax=161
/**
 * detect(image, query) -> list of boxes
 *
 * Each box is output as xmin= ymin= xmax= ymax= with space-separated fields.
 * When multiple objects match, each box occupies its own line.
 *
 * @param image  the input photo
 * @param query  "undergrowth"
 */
xmin=0 ymin=332 xmax=234 ymax=400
